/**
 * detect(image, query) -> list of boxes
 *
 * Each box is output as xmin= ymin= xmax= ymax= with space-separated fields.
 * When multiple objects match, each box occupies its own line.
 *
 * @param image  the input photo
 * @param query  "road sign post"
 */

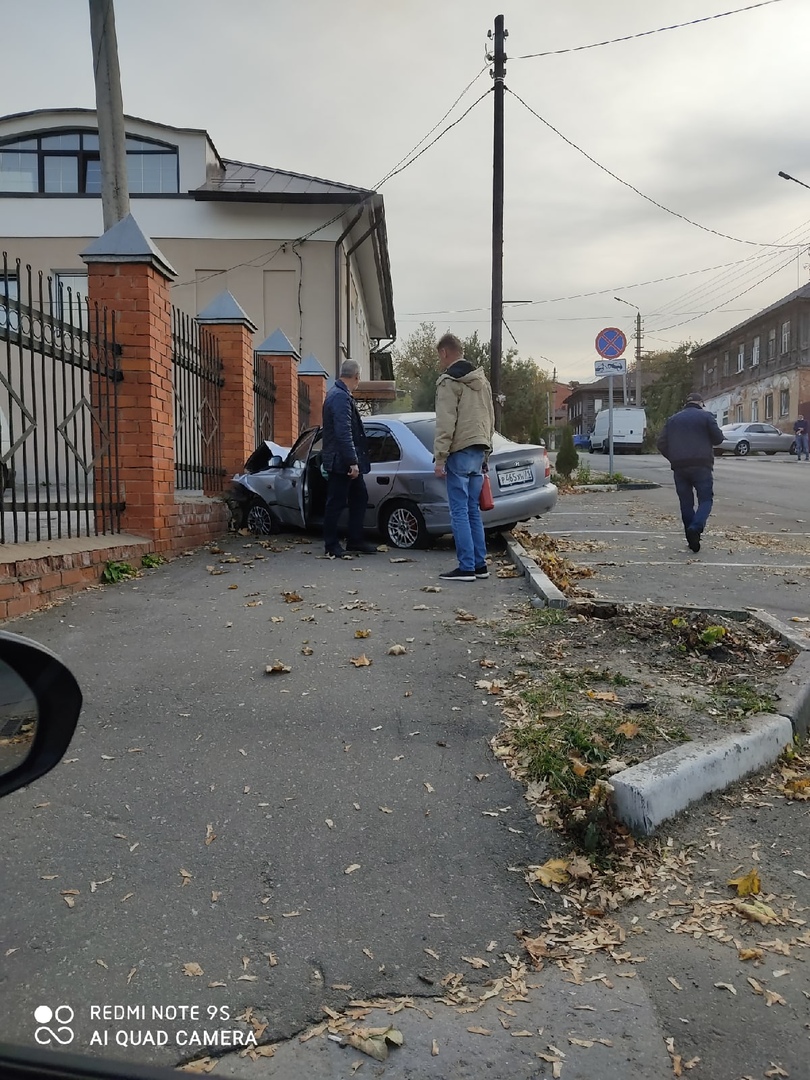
xmin=595 ymin=329 xmax=628 ymax=478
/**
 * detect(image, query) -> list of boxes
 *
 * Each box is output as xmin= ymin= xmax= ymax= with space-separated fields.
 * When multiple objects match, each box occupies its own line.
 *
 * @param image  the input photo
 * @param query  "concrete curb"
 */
xmin=504 ymin=535 xmax=567 ymax=609
xmin=746 ymin=606 xmax=810 ymax=652
xmin=611 ymin=713 xmax=795 ymax=836
xmin=772 ymin=651 xmax=810 ymax=739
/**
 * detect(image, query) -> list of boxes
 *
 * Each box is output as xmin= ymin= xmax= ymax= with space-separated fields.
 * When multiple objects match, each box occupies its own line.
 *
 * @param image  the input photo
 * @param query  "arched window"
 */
xmin=0 ymin=130 xmax=179 ymax=194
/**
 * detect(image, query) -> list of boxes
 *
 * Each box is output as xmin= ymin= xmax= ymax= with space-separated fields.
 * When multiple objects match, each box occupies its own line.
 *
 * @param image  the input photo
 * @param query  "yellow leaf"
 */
xmin=183 ymin=962 xmax=204 ymax=977
xmin=350 ymin=655 xmax=372 ymax=667
xmin=738 ymin=947 xmax=763 ymax=962
xmin=282 ymin=591 xmax=303 ymax=603
xmin=570 ymin=757 xmax=590 ymax=777
xmin=727 ymin=867 xmax=761 ymax=896
xmin=616 ymin=721 xmax=641 ymax=739
xmin=530 ymin=858 xmax=570 ymax=887
xmin=588 ymin=690 xmax=619 ymax=702
xmin=355 ymin=629 xmax=371 ymax=639
xmin=265 ymin=661 xmax=292 ymax=674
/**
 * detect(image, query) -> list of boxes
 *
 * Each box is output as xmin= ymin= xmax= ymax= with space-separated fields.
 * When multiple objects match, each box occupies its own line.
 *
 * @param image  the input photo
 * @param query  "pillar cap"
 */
xmin=255 ymin=328 xmax=300 ymax=359
xmin=80 ymin=213 xmax=177 ymax=279
xmin=197 ymin=290 xmax=257 ymax=331
xmin=298 ymin=353 xmax=328 ymax=378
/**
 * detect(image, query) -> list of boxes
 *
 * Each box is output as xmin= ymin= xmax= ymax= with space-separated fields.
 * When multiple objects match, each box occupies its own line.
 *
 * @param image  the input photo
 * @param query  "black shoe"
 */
xmin=325 ymin=546 xmax=346 ymax=558
xmin=439 ymin=567 xmax=476 ymax=582
xmin=345 ymin=541 xmax=378 ymax=554
xmin=474 ymin=565 xmax=490 ymax=579
xmin=685 ymin=528 xmax=701 ymax=553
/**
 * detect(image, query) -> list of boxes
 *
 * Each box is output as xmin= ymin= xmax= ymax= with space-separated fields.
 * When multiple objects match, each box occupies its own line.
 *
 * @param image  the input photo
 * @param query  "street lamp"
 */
xmin=779 ymin=170 xmax=810 ymax=191
xmin=614 ymin=296 xmax=642 ymax=407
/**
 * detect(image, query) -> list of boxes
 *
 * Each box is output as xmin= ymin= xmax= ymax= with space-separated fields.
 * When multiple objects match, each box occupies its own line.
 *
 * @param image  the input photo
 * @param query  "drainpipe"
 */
xmin=334 ymin=206 xmax=365 ymax=377
xmin=345 ymin=205 xmax=383 ymax=368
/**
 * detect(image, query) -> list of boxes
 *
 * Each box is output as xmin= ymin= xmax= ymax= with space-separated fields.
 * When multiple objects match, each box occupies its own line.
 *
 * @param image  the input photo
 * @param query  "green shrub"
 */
xmin=141 ymin=553 xmax=164 ymax=569
xmin=555 ymin=426 xmax=579 ymax=478
xmin=101 ymin=560 xmax=137 ymax=584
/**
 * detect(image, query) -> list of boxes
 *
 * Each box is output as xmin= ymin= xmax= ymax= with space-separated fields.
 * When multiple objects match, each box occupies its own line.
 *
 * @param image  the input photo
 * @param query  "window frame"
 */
xmin=0 ymin=271 xmax=19 ymax=331
xmin=735 ymin=404 xmax=744 ymax=423
xmin=736 ymin=344 xmax=745 ymax=372
xmin=779 ymin=388 xmax=790 ymax=417
xmin=751 ymin=399 xmax=759 ymax=422
xmin=764 ymin=392 xmax=774 ymax=420
xmin=752 ymin=335 xmax=760 ymax=366
xmin=781 ymin=320 xmax=791 ymax=354
xmin=767 ymin=328 xmax=776 ymax=360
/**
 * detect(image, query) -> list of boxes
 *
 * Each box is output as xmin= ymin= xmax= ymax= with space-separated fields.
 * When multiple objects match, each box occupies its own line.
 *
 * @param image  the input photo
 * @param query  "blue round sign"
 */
xmin=595 ymin=327 xmax=627 ymax=359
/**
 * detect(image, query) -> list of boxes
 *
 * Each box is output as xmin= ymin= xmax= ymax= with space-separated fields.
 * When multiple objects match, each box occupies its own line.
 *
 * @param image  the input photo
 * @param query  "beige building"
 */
xmin=0 ymin=108 xmax=396 ymax=376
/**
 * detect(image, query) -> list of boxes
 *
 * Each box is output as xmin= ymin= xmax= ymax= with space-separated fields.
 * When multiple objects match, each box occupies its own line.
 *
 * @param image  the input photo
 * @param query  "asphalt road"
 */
xmin=547 ymin=450 xmax=810 ymax=624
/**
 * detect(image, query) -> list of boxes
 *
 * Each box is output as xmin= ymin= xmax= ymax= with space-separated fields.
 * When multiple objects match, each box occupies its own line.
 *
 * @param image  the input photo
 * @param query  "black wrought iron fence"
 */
xmin=298 ymin=379 xmax=311 ymax=432
xmin=171 ymin=308 xmax=224 ymax=492
xmin=0 ymin=254 xmax=121 ymax=543
xmin=254 ymin=353 xmax=276 ymax=444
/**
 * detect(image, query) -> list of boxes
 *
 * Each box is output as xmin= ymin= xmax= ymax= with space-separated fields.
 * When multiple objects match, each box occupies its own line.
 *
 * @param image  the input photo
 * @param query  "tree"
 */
xmin=642 ymin=342 xmax=696 ymax=444
xmin=555 ymin=426 xmax=579 ymax=478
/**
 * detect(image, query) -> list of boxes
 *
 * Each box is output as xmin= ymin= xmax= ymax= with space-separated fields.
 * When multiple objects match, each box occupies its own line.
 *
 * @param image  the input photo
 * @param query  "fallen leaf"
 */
xmin=462 ymin=956 xmax=489 ymax=969
xmin=205 ymin=824 xmax=216 ymax=846
xmin=362 ymin=948 xmax=374 ymax=960
xmin=127 ymin=967 xmax=137 ymax=984
xmin=422 ymin=585 xmax=442 ymax=593
xmin=282 ymin=591 xmax=303 ymax=603
xmin=747 ymin=976 xmax=764 ymax=995
xmin=207 ymin=982 xmax=226 ymax=989
xmin=179 ymin=1057 xmax=217 ymax=1074
xmin=390 ymin=557 xmax=412 ymax=564
xmin=413 ymin=604 xmax=429 ymax=611
xmin=455 ymin=609 xmax=477 ymax=622
xmin=530 ymin=858 xmax=570 ymax=887
xmin=325 ymin=819 xmax=335 ymax=829
xmin=301 ymin=646 xmax=314 ymax=656
xmin=667 ymin=977 xmax=683 ymax=991
xmin=424 ymin=947 xmax=440 ymax=960
xmin=714 ymin=982 xmax=737 ymax=995
xmin=764 ymin=1063 xmax=789 ymax=1077
xmin=387 ymin=644 xmax=407 ymax=655
xmin=179 ymin=868 xmax=192 ymax=886
xmin=616 ymin=721 xmax=641 ymax=739
xmin=355 ymin=629 xmax=371 ymax=639
xmin=95 ymin=958 xmax=108 ymax=969
xmin=764 ymin=990 xmax=787 ymax=1007
xmin=734 ymin=898 xmax=779 ymax=925
xmin=467 ymin=1027 xmax=492 ymax=1036
xmin=350 ymin=655 xmax=372 ymax=667
xmin=728 ymin=867 xmax=761 ymax=897
xmin=424 ymin=782 xmax=434 ymax=793
xmin=183 ymin=962 xmax=204 ymax=977
xmin=270 ymin=615 xmax=284 ymax=623
xmin=569 ymin=1036 xmax=594 ymax=1047
xmin=245 ymin=600 xmax=263 ymax=608
xmin=588 ymin=690 xmax=619 ymax=702
xmin=431 ymin=1039 xmax=439 ymax=1056
xmin=475 ymin=773 xmax=489 ymax=781
xmin=265 ymin=661 xmax=292 ymax=674
xmin=237 ymin=974 xmax=258 ymax=981
xmin=379 ymin=806 xmax=393 ymax=814
xmin=773 ymin=968 xmax=790 ymax=978
xmin=344 ymin=864 xmax=361 ymax=875
xmin=738 ymin=948 xmax=763 ymax=962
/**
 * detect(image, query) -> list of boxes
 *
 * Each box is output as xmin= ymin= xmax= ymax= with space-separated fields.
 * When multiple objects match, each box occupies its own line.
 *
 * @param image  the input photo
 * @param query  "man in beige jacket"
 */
xmin=433 ymin=333 xmax=495 ymax=582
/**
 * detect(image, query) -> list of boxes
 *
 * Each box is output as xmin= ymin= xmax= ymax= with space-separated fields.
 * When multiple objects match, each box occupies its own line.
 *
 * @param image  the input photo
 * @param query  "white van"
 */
xmin=590 ymin=407 xmax=647 ymax=454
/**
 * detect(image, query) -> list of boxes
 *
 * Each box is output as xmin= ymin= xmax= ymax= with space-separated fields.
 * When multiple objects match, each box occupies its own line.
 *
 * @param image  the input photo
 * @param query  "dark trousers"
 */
xmin=672 ymin=465 xmax=714 ymax=534
xmin=323 ymin=471 xmax=368 ymax=551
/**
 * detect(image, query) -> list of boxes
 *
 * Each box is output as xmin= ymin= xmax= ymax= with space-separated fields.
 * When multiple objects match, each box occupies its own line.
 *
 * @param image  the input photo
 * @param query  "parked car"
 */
xmin=716 ymin=423 xmax=796 ymax=457
xmin=573 ymin=433 xmax=591 ymax=451
xmin=228 ymin=412 xmax=558 ymax=548
xmin=590 ymin=407 xmax=647 ymax=453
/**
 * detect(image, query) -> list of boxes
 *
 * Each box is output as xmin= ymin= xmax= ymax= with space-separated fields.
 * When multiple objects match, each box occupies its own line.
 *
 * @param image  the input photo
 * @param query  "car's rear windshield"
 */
xmin=404 ymin=418 xmax=514 ymax=454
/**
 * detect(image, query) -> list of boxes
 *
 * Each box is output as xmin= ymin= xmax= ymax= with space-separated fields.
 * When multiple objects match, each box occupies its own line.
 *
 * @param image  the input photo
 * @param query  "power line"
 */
xmin=506 ymin=85 xmax=806 ymax=250
xmin=515 ymin=1 xmax=786 ymax=60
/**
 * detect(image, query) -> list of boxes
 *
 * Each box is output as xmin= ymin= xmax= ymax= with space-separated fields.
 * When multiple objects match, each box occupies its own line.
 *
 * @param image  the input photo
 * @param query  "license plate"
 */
xmin=498 ymin=467 xmax=533 ymax=487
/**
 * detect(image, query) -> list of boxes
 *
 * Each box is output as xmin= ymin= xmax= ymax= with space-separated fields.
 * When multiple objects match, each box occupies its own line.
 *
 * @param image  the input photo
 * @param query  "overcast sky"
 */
xmin=6 ymin=0 xmax=810 ymax=381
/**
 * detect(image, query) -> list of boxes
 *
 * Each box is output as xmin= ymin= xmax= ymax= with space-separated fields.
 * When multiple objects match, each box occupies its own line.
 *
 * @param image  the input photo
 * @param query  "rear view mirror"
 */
xmin=269 ymin=455 xmax=284 ymax=468
xmin=0 ymin=632 xmax=82 ymax=799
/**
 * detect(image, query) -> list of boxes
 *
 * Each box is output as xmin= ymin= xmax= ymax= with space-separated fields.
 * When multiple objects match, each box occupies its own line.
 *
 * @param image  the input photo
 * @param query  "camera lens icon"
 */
xmin=34 ymin=1005 xmax=75 ymax=1045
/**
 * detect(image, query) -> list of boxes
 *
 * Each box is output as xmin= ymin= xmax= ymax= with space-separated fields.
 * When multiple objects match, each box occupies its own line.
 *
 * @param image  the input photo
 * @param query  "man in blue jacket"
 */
xmin=321 ymin=359 xmax=376 ymax=557
xmin=656 ymin=392 xmax=724 ymax=553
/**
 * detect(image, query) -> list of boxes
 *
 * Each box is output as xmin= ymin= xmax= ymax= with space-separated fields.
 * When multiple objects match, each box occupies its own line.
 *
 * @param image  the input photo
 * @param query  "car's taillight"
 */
xmin=544 ymin=451 xmax=551 ymax=479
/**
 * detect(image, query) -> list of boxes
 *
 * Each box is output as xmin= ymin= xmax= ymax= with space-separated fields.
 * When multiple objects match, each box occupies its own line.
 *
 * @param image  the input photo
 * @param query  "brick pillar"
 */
xmin=255 ymin=328 xmax=300 ymax=446
xmin=82 ymin=215 xmax=178 ymax=546
xmin=197 ymin=290 xmax=257 ymax=480
xmin=299 ymin=353 xmax=329 ymax=427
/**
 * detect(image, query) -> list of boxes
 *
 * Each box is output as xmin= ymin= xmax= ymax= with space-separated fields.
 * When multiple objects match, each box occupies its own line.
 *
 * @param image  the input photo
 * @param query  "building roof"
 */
xmin=194 ymin=159 xmax=372 ymax=204
xmin=693 ymin=283 xmax=810 ymax=356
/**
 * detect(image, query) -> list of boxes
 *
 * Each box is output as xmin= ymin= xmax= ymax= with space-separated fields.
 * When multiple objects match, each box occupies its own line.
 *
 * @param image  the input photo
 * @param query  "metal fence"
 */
xmin=172 ymin=308 xmax=224 ymax=492
xmin=298 ymin=379 xmax=311 ymax=432
xmin=254 ymin=353 xmax=276 ymax=445
xmin=0 ymin=254 xmax=121 ymax=543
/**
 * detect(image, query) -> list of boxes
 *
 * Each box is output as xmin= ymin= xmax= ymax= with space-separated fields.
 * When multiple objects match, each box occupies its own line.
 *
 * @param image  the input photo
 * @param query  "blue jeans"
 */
xmin=445 ymin=447 xmax=487 ymax=572
xmin=796 ymin=433 xmax=809 ymax=460
xmin=673 ymin=466 xmax=714 ymax=534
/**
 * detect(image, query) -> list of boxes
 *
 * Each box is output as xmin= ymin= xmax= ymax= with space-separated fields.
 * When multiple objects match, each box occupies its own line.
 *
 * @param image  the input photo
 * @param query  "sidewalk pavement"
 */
xmin=0 ymin=532 xmax=673 ymax=1078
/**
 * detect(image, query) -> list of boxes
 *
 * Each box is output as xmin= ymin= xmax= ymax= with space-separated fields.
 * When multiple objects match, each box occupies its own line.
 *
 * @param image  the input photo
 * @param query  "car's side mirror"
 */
xmin=269 ymin=455 xmax=284 ymax=468
xmin=0 ymin=632 xmax=82 ymax=799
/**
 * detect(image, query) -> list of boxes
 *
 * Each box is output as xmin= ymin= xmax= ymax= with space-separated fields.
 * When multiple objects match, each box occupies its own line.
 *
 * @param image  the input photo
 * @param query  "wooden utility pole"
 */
xmin=89 ymin=0 xmax=130 ymax=230
xmin=635 ymin=310 xmax=643 ymax=406
xmin=489 ymin=14 xmax=507 ymax=425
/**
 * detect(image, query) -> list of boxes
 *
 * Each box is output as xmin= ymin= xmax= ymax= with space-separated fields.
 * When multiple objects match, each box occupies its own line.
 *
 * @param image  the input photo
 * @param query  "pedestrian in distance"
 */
xmin=321 ymin=359 xmax=377 ymax=558
xmin=433 ymin=333 xmax=496 ymax=582
xmin=793 ymin=413 xmax=809 ymax=461
xmin=656 ymin=392 xmax=724 ymax=553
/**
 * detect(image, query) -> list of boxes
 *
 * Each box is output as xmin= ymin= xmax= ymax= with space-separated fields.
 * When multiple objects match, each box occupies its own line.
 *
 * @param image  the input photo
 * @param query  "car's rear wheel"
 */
xmin=789 ymin=441 xmax=797 ymax=455
xmin=247 ymin=497 xmax=279 ymax=535
xmin=734 ymin=440 xmax=750 ymax=457
xmin=380 ymin=500 xmax=429 ymax=549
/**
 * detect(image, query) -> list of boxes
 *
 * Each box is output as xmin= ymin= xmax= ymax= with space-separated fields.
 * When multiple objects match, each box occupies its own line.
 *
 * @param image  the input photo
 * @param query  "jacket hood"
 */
xmin=440 ymin=360 xmax=487 ymax=390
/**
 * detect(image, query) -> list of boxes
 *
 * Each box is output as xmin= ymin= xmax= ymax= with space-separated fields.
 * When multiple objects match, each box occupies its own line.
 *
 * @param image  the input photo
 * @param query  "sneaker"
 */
xmin=345 ymin=541 xmax=378 ymax=554
xmin=439 ymin=567 xmax=476 ymax=582
xmin=685 ymin=528 xmax=701 ymax=553
xmin=474 ymin=564 xmax=490 ymax=579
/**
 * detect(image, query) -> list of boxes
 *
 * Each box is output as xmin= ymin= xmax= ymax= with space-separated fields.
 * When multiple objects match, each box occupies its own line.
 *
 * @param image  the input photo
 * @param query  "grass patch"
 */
xmin=711 ymin=679 xmax=777 ymax=718
xmin=141 ymin=553 xmax=165 ymax=569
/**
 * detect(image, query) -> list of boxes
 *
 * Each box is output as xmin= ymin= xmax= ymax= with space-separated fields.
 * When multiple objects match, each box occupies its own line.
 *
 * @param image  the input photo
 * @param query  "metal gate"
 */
xmin=298 ymin=379 xmax=311 ymax=432
xmin=172 ymin=307 xmax=224 ymax=492
xmin=254 ymin=353 xmax=276 ymax=444
xmin=0 ymin=254 xmax=121 ymax=542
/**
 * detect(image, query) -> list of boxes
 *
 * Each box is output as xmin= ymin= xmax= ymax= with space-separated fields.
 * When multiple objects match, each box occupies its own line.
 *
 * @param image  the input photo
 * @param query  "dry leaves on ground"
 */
xmin=350 ymin=655 xmax=372 ymax=667
xmin=265 ymin=661 xmax=292 ymax=675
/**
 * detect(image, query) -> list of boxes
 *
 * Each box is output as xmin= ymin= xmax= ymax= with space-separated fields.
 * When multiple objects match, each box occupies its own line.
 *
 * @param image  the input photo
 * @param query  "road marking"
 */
xmin=543 ymin=529 xmax=667 ymax=537
xmin=579 ymin=559 xmax=809 ymax=570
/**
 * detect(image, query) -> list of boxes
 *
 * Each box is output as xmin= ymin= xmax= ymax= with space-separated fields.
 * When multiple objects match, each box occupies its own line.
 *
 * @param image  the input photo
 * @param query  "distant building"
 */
xmin=564 ymin=373 xmax=654 ymax=437
xmin=692 ymin=284 xmax=810 ymax=427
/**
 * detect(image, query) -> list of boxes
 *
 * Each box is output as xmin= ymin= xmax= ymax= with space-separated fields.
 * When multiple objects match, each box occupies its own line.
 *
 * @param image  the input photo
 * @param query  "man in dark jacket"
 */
xmin=656 ymin=392 xmax=724 ymax=553
xmin=321 ymin=359 xmax=376 ymax=557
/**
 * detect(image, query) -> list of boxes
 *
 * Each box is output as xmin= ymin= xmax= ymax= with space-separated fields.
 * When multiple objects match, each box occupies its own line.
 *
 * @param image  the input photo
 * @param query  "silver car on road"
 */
xmin=717 ymin=423 xmax=797 ymax=457
xmin=229 ymin=412 xmax=558 ymax=548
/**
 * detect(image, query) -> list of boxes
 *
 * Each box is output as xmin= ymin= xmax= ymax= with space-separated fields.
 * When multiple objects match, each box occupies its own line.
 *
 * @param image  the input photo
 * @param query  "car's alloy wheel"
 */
xmin=734 ymin=440 xmax=750 ymax=457
xmin=247 ymin=498 xmax=277 ymax=535
xmin=381 ymin=501 xmax=429 ymax=549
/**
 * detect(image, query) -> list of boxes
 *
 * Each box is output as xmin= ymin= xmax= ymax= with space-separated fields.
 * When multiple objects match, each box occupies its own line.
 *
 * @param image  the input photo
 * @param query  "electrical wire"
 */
xmin=506 ymin=86 xmax=806 ymax=250
xmin=515 ymin=1 xmax=785 ymax=60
